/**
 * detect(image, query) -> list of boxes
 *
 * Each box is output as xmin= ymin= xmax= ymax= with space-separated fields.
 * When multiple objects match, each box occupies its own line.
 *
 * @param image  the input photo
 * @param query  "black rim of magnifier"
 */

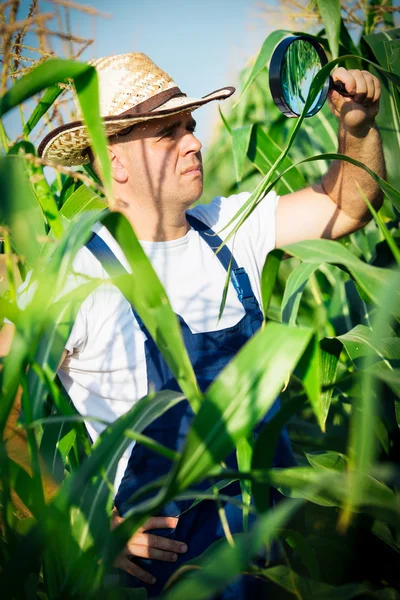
xmin=269 ymin=35 xmax=330 ymax=118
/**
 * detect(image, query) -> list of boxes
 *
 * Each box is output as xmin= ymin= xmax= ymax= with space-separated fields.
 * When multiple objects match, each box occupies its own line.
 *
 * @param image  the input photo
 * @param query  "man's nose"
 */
xmin=181 ymin=131 xmax=202 ymax=155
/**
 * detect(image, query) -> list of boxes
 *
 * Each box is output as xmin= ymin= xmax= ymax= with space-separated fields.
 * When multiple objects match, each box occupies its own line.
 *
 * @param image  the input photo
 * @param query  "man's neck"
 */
xmin=115 ymin=200 xmax=191 ymax=242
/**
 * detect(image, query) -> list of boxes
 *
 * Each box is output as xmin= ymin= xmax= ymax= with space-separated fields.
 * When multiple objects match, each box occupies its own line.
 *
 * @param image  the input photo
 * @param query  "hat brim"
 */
xmin=38 ymin=86 xmax=235 ymax=166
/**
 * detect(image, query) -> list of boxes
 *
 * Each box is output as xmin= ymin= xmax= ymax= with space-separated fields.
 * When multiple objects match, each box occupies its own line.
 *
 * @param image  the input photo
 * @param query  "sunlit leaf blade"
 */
xmin=231 ymin=124 xmax=253 ymax=184
xmin=23 ymin=84 xmax=63 ymax=136
xmin=260 ymin=249 xmax=284 ymax=318
xmin=356 ymin=182 xmax=400 ymax=265
xmin=0 ymin=156 xmax=45 ymax=263
xmin=236 ymin=29 xmax=291 ymax=103
xmin=337 ymin=324 xmax=400 ymax=364
xmin=0 ymin=58 xmax=112 ymax=198
xmin=103 ymin=212 xmax=202 ymax=411
xmin=363 ymin=28 xmax=400 ymax=190
xmin=172 ymin=322 xmax=313 ymax=493
xmin=282 ymin=239 xmax=400 ymax=317
xmin=59 ymin=185 xmax=107 ymax=222
xmin=248 ymin=124 xmax=307 ymax=194
xmin=296 ymin=335 xmax=323 ymax=431
xmin=317 ymin=0 xmax=341 ymax=59
xmin=8 ymin=142 xmax=63 ymax=238
xmin=54 ymin=390 xmax=185 ymax=570
xmin=341 ymin=270 xmax=400 ymax=528
xmin=235 ymin=435 xmax=253 ymax=530
xmin=319 ymin=336 xmax=342 ymax=427
xmin=281 ymin=262 xmax=321 ymax=325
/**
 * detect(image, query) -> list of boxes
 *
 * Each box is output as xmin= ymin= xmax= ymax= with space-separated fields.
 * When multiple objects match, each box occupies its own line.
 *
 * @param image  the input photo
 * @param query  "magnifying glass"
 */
xmin=269 ymin=35 xmax=352 ymax=118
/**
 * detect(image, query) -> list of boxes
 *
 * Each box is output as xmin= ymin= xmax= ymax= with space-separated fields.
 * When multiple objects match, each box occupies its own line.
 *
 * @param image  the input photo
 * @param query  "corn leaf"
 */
xmin=317 ymin=0 xmax=341 ymax=59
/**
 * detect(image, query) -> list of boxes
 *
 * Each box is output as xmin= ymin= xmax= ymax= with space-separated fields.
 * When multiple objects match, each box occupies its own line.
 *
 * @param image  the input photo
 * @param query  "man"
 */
xmin=1 ymin=52 xmax=384 ymax=594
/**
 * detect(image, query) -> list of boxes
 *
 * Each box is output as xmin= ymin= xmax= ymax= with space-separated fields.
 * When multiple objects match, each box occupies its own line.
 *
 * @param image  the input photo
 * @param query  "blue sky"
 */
xmin=6 ymin=0 xmax=279 ymax=149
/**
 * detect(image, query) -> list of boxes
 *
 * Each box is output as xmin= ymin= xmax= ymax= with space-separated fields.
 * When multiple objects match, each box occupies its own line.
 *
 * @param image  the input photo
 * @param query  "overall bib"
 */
xmin=86 ymin=214 xmax=295 ymax=598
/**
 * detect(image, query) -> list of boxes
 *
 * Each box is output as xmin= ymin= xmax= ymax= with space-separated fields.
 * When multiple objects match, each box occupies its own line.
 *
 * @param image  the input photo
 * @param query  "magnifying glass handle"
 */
xmin=329 ymin=76 xmax=353 ymax=97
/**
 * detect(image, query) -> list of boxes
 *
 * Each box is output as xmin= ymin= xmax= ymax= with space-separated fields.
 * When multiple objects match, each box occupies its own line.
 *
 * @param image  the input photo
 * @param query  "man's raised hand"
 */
xmin=328 ymin=67 xmax=381 ymax=133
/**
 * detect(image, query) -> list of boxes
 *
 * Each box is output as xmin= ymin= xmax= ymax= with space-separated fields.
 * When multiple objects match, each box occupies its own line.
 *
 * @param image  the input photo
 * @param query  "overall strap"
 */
xmin=86 ymin=232 xmax=128 ymax=277
xmin=86 ymin=233 xmax=151 ymax=337
xmin=186 ymin=213 xmax=257 ymax=310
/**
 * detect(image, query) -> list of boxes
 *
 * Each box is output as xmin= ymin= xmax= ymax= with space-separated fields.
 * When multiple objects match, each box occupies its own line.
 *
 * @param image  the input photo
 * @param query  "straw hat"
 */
xmin=38 ymin=53 xmax=235 ymax=166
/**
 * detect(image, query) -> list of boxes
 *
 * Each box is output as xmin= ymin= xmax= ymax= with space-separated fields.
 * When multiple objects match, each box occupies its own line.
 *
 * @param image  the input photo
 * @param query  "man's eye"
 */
xmin=160 ymin=129 xmax=174 ymax=139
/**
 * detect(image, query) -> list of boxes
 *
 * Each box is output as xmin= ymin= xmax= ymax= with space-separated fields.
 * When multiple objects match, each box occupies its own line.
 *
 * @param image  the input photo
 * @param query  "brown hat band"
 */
xmin=118 ymin=86 xmax=186 ymax=117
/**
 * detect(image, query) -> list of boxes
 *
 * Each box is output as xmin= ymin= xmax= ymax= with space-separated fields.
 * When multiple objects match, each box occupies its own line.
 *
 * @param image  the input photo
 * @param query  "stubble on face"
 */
xmin=114 ymin=112 xmax=204 ymax=212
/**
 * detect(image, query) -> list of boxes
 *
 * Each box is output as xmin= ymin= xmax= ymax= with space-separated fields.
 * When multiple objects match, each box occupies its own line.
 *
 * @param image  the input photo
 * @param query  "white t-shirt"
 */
xmin=18 ymin=191 xmax=279 ymax=491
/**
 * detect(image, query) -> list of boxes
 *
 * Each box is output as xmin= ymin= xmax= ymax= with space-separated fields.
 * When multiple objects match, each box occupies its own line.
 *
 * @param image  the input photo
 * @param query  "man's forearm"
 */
xmin=322 ymin=123 xmax=385 ymax=223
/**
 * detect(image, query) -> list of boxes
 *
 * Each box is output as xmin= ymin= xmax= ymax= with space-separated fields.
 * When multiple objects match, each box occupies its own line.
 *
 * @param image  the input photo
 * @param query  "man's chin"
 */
xmin=183 ymin=183 xmax=204 ymax=206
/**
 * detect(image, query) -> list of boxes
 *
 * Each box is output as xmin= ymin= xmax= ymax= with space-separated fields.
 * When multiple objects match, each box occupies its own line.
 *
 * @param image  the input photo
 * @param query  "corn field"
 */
xmin=1 ymin=0 xmax=400 ymax=598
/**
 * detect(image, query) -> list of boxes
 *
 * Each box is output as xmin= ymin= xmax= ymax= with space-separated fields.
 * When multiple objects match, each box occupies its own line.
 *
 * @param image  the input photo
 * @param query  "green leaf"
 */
xmin=279 ymin=529 xmax=321 ymax=580
xmin=162 ymin=498 xmax=303 ymax=600
xmin=236 ymin=30 xmax=290 ymax=104
xmin=305 ymin=450 xmax=347 ymax=471
xmin=23 ymin=85 xmax=63 ymax=136
xmin=247 ymin=124 xmax=307 ymax=194
xmin=57 ymin=390 xmax=185 ymax=561
xmin=363 ymin=29 xmax=400 ymax=190
xmin=172 ymin=322 xmax=313 ymax=494
xmin=341 ymin=269 xmax=400 ymax=528
xmin=0 ymin=156 xmax=46 ymax=263
xmin=337 ymin=324 xmax=400 ymax=364
xmin=231 ymin=125 xmax=253 ymax=184
xmin=281 ymin=262 xmax=321 ymax=325
xmin=282 ymin=239 xmax=400 ymax=317
xmin=8 ymin=142 xmax=63 ymax=239
xmin=260 ymin=565 xmax=375 ymax=599
xmin=103 ymin=212 xmax=202 ymax=412
xmin=320 ymin=336 xmax=342 ymax=426
xmin=0 ymin=58 xmax=112 ymax=199
xmin=235 ymin=435 xmax=253 ymax=531
xmin=356 ymin=182 xmax=400 ymax=266
xmin=215 ymin=53 xmax=400 ymax=254
xmin=368 ymin=366 xmax=400 ymax=398
xmin=260 ymin=248 xmax=284 ymax=318
xmin=252 ymin=395 xmax=304 ymax=512
xmin=317 ymin=0 xmax=341 ymax=59
xmin=296 ymin=334 xmax=323 ymax=431
xmin=59 ymin=184 xmax=107 ymax=222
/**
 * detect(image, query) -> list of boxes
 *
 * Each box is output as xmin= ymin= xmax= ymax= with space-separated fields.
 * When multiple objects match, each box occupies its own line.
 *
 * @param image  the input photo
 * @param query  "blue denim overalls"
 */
xmin=86 ymin=214 xmax=295 ymax=598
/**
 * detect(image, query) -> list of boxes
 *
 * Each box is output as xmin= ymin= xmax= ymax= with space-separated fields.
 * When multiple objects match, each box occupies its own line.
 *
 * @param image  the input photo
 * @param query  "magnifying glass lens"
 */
xmin=281 ymin=39 xmax=324 ymax=115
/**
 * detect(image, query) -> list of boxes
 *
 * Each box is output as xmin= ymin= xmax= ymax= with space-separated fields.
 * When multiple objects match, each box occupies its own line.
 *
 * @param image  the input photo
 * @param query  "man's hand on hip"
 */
xmin=111 ymin=509 xmax=188 ymax=585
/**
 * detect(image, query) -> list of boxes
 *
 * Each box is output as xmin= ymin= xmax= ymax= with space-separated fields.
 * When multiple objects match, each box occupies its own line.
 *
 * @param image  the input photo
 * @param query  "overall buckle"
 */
xmin=231 ymin=267 xmax=253 ymax=302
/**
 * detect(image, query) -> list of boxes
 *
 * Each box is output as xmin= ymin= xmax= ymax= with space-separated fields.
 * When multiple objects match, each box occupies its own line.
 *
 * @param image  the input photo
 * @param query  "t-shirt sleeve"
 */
xmin=4 ymin=257 xmax=92 ymax=357
xmin=189 ymin=190 xmax=280 ymax=269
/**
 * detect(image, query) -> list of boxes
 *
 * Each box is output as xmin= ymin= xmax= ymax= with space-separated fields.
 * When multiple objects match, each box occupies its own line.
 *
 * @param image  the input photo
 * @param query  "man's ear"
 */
xmin=109 ymin=147 xmax=128 ymax=183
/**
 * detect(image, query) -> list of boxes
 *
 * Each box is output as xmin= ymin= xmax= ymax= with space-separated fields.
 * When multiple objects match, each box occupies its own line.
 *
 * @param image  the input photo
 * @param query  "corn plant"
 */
xmin=1 ymin=1 xmax=400 ymax=598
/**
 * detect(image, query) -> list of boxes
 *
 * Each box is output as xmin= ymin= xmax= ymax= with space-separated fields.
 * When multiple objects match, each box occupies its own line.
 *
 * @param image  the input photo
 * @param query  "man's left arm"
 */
xmin=275 ymin=67 xmax=385 ymax=247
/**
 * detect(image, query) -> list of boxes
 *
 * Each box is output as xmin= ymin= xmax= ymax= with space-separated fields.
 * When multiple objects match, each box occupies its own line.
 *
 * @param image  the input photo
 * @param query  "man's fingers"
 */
xmin=373 ymin=76 xmax=381 ymax=104
xmin=332 ymin=67 xmax=357 ymax=95
xmin=360 ymin=70 xmax=375 ymax=105
xmin=348 ymin=69 xmax=368 ymax=102
xmin=140 ymin=516 xmax=179 ymax=531
xmin=130 ymin=532 xmax=188 ymax=554
xmin=115 ymin=556 xmax=156 ymax=585
xmin=128 ymin=543 xmax=180 ymax=562
xmin=332 ymin=68 xmax=381 ymax=106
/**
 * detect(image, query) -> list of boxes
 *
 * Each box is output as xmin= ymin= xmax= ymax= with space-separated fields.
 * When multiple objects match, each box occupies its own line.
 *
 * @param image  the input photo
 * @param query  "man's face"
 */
xmin=112 ymin=111 xmax=203 ymax=210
